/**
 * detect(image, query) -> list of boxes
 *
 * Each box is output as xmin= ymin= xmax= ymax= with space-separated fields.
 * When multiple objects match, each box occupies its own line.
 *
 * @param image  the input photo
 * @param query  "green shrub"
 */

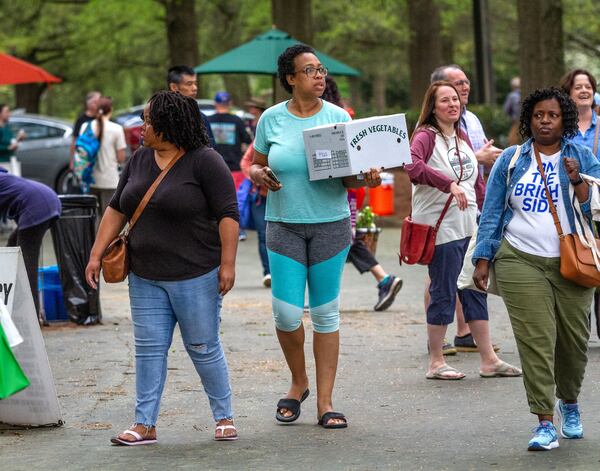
xmin=356 ymin=206 xmax=377 ymax=229
xmin=468 ymin=104 xmax=512 ymax=147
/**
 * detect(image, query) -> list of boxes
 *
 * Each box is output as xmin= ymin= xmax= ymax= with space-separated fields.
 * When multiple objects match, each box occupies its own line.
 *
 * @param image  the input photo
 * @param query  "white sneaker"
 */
xmin=262 ymin=274 xmax=271 ymax=288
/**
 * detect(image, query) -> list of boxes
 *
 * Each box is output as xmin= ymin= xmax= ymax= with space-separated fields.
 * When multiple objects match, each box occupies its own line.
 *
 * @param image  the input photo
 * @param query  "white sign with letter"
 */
xmin=0 ymin=247 xmax=63 ymax=426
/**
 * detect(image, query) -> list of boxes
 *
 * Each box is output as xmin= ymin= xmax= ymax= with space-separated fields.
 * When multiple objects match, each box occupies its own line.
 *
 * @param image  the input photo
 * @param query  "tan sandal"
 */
xmin=480 ymin=361 xmax=522 ymax=378
xmin=426 ymin=365 xmax=466 ymax=380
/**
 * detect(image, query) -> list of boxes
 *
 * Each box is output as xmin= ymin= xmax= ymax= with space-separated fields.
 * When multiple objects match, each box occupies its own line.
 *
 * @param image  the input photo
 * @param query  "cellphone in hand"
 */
xmin=265 ymin=168 xmax=280 ymax=185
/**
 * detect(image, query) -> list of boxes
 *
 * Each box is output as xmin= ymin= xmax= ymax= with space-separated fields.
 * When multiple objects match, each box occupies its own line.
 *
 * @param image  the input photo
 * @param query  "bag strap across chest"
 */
xmin=434 ymin=135 xmax=464 ymax=231
xmin=127 ymin=150 xmax=185 ymax=235
xmin=533 ymin=145 xmax=564 ymax=237
xmin=593 ymin=119 xmax=600 ymax=157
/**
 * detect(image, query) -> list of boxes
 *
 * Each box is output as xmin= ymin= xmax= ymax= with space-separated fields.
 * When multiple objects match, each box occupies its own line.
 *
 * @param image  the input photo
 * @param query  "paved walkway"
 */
xmin=1 ymin=229 xmax=600 ymax=470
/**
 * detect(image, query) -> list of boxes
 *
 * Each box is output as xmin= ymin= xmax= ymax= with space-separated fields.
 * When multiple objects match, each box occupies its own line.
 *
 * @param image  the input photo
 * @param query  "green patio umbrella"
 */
xmin=195 ymin=28 xmax=359 ymax=77
xmin=195 ymin=28 xmax=359 ymax=101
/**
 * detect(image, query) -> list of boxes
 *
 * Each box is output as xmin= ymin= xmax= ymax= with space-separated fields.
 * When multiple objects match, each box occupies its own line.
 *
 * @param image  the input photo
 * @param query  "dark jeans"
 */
xmin=427 ymin=237 xmax=488 ymax=325
xmin=250 ymin=194 xmax=269 ymax=276
xmin=7 ymin=218 xmax=54 ymax=317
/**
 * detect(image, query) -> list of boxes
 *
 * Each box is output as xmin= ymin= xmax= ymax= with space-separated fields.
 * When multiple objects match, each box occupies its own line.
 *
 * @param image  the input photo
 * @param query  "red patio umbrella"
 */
xmin=0 ymin=53 xmax=61 ymax=85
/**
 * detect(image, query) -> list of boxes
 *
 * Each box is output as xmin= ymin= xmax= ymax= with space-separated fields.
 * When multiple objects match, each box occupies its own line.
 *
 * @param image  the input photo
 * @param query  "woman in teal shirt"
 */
xmin=251 ymin=44 xmax=381 ymax=429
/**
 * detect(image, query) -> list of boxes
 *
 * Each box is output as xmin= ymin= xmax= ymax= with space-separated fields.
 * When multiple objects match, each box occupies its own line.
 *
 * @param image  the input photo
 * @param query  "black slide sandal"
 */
xmin=318 ymin=411 xmax=348 ymax=429
xmin=275 ymin=389 xmax=310 ymax=423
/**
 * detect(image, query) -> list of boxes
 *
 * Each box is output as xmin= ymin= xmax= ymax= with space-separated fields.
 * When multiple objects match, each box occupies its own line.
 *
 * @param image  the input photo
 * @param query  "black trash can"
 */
xmin=51 ymin=195 xmax=101 ymax=325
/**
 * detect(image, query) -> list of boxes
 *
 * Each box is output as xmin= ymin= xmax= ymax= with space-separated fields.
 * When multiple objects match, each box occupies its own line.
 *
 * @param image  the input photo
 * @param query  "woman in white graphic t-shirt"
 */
xmin=473 ymin=87 xmax=600 ymax=451
xmin=406 ymin=81 xmax=520 ymax=382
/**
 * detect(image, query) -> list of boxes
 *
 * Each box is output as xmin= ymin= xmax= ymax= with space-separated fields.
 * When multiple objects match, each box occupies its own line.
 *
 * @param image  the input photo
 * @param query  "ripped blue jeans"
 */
xmin=128 ymin=268 xmax=233 ymax=426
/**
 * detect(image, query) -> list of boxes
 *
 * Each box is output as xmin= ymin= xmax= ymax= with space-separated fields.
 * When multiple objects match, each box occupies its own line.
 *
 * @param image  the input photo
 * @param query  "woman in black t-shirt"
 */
xmin=85 ymin=91 xmax=240 ymax=445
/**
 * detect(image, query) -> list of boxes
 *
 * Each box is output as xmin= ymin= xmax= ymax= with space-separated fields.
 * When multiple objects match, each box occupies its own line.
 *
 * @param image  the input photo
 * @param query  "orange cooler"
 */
xmin=369 ymin=172 xmax=394 ymax=216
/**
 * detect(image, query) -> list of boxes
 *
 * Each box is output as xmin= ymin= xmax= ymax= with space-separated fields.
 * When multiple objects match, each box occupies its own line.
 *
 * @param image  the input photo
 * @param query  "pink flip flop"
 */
xmin=110 ymin=429 xmax=157 ymax=446
xmin=214 ymin=424 xmax=238 ymax=441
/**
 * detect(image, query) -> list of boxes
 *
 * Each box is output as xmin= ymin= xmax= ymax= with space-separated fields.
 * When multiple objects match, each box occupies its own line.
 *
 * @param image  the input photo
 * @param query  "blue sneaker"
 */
xmin=528 ymin=421 xmax=559 ymax=451
xmin=555 ymin=400 xmax=583 ymax=439
xmin=374 ymin=275 xmax=403 ymax=311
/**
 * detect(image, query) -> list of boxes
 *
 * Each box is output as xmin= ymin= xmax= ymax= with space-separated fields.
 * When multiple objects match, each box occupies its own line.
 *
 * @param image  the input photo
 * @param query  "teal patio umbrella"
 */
xmin=195 ymin=28 xmax=360 ymax=101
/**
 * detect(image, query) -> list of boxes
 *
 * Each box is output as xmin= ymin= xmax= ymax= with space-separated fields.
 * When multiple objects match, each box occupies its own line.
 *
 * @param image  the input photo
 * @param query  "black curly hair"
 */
xmin=277 ymin=44 xmax=316 ymax=94
xmin=519 ymin=87 xmax=578 ymax=139
xmin=147 ymin=90 xmax=208 ymax=150
xmin=322 ymin=76 xmax=343 ymax=107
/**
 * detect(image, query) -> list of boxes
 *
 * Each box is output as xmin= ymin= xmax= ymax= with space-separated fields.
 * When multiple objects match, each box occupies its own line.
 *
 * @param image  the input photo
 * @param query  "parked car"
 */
xmin=7 ymin=113 xmax=77 ymax=193
xmin=114 ymin=99 xmax=255 ymax=152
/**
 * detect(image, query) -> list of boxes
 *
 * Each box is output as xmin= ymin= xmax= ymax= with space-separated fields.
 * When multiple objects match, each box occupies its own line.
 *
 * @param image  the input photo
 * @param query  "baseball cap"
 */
xmin=214 ymin=91 xmax=231 ymax=104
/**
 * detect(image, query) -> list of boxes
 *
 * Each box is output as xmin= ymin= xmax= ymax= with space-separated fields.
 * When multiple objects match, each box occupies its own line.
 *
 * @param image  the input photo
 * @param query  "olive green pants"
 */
xmin=495 ymin=240 xmax=592 ymax=416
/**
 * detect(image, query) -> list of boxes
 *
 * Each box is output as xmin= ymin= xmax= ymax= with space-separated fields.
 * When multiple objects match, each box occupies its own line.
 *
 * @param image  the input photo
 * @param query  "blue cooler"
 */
xmin=38 ymin=265 xmax=68 ymax=321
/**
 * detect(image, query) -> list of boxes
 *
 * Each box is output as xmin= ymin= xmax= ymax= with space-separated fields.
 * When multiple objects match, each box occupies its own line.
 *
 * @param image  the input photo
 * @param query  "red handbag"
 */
xmin=400 ymin=135 xmax=463 ymax=265
xmin=400 ymin=196 xmax=453 ymax=265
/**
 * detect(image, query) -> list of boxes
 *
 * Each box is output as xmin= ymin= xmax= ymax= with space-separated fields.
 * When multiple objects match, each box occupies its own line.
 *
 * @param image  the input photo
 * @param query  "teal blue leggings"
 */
xmin=266 ymin=219 xmax=351 ymax=334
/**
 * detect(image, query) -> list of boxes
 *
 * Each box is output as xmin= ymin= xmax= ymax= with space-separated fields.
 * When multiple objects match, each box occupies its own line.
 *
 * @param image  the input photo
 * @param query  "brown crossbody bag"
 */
xmin=101 ymin=151 xmax=184 ymax=283
xmin=534 ymin=145 xmax=600 ymax=288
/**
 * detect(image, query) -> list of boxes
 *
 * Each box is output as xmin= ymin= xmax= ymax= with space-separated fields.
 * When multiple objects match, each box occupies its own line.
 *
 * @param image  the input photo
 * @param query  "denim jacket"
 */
xmin=473 ymin=138 xmax=600 ymax=263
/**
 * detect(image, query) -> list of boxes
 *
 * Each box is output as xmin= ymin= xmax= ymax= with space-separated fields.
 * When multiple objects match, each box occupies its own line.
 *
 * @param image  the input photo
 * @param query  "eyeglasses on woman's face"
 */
xmin=295 ymin=66 xmax=328 ymax=78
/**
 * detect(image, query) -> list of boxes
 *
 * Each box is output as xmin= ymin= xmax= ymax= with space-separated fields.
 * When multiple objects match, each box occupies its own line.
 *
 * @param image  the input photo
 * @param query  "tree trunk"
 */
xmin=164 ymin=0 xmax=199 ymax=67
xmin=473 ymin=0 xmax=495 ymax=104
xmin=272 ymin=0 xmax=313 ymax=44
xmin=205 ymin=1 xmax=251 ymax=105
xmin=271 ymin=0 xmax=313 ymax=103
xmin=440 ymin=31 xmax=454 ymax=65
xmin=15 ymin=83 xmax=46 ymax=113
xmin=349 ymin=77 xmax=363 ymax=112
xmin=372 ymin=72 xmax=387 ymax=114
xmin=407 ymin=0 xmax=443 ymax=108
xmin=517 ymin=0 xmax=564 ymax=97
xmin=223 ymin=75 xmax=252 ymax=108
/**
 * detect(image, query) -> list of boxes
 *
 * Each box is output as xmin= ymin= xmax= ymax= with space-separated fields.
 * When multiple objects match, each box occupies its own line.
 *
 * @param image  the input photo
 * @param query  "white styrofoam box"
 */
xmin=303 ymin=113 xmax=411 ymax=181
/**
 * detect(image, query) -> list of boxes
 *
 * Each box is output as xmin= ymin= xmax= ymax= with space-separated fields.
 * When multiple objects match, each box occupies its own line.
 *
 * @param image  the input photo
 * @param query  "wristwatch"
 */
xmin=570 ymin=176 xmax=584 ymax=186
